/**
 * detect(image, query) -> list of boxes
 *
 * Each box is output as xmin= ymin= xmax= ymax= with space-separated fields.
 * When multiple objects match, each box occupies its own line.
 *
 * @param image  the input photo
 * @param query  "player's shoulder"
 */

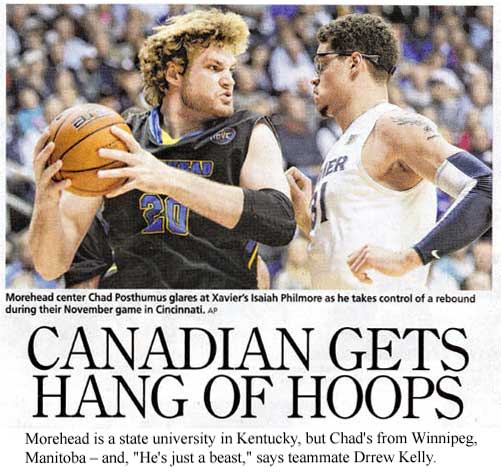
xmin=376 ymin=106 xmax=440 ymax=146
xmin=233 ymin=110 xmax=279 ymax=142
xmin=212 ymin=110 xmax=276 ymax=142
xmin=374 ymin=107 xmax=440 ymax=155
xmin=220 ymin=109 xmax=262 ymax=128
xmin=121 ymin=107 xmax=149 ymax=127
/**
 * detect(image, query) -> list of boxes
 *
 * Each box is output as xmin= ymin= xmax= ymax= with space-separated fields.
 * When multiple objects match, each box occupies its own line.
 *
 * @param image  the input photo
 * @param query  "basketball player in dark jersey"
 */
xmin=28 ymin=9 xmax=295 ymax=289
xmin=64 ymin=109 xmax=275 ymax=289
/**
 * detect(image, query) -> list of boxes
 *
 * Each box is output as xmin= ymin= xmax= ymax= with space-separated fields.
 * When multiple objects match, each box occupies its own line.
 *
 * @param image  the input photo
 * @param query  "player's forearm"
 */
xmin=413 ymin=152 xmax=492 ymax=264
xmin=28 ymin=202 xmax=77 ymax=280
xmin=297 ymin=212 xmax=311 ymax=238
xmin=161 ymin=165 xmax=244 ymax=228
xmin=160 ymin=165 xmax=295 ymax=246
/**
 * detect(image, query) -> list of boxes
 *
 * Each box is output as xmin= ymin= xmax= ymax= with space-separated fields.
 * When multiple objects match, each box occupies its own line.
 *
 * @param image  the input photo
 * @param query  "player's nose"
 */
xmin=311 ymin=77 xmax=320 ymax=87
xmin=220 ymin=70 xmax=235 ymax=89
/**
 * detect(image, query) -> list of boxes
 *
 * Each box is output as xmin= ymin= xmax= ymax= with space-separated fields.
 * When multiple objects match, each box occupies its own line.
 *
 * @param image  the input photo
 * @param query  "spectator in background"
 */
xmin=53 ymin=68 xmax=85 ymax=109
xmin=268 ymin=5 xmax=300 ymax=23
xmin=75 ymin=46 xmax=116 ymax=102
xmin=234 ymin=65 xmax=275 ymax=115
xmin=247 ymin=43 xmax=273 ymax=93
xmin=401 ymin=63 xmax=432 ymax=109
xmin=469 ymin=76 xmax=492 ymax=141
xmin=269 ymin=28 xmax=315 ymax=95
xmin=441 ymin=10 xmax=462 ymax=33
xmin=425 ymin=50 xmax=446 ymax=70
xmin=448 ymin=27 xmax=469 ymax=66
xmin=457 ymin=108 xmax=482 ymax=151
xmin=115 ymin=69 xmax=146 ymax=110
xmin=458 ymin=240 xmax=492 ymax=289
xmin=16 ymin=88 xmax=44 ymax=136
xmin=402 ymin=16 xmax=433 ymax=62
xmin=290 ymin=10 xmax=319 ymax=56
xmin=23 ymin=19 xmax=46 ymax=52
xmin=469 ymin=126 xmax=492 ymax=166
xmin=429 ymin=68 xmax=471 ymax=137
xmin=114 ymin=7 xmax=148 ymax=71
xmin=43 ymin=96 xmax=64 ymax=125
xmin=277 ymin=93 xmax=322 ymax=178
xmin=296 ymin=5 xmax=333 ymax=50
xmin=45 ymin=40 xmax=67 ymax=87
xmin=472 ymin=239 xmax=492 ymax=277
xmin=457 ymin=45 xmax=488 ymax=89
xmin=54 ymin=15 xmax=93 ymax=71
xmin=22 ymin=49 xmax=51 ymax=100
xmin=431 ymin=24 xmax=456 ymax=68
xmin=469 ymin=6 xmax=492 ymax=51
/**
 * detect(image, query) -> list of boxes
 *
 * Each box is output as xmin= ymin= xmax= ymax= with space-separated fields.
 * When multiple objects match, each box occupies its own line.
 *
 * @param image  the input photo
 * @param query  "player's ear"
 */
xmin=349 ymin=52 xmax=362 ymax=77
xmin=165 ymin=62 xmax=182 ymax=88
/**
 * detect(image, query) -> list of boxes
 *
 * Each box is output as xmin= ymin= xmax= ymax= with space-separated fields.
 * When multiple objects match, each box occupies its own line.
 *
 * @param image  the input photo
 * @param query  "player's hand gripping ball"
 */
xmin=47 ymin=103 xmax=132 ymax=196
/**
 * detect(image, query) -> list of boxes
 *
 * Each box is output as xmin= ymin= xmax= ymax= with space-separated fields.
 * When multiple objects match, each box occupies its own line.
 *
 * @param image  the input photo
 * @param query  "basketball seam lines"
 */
xmin=52 ymin=118 xmax=67 ymax=146
xmin=57 ymin=121 xmax=126 ymax=163
xmin=69 ymin=179 xmax=125 ymax=193
xmin=61 ymin=159 xmax=122 ymax=173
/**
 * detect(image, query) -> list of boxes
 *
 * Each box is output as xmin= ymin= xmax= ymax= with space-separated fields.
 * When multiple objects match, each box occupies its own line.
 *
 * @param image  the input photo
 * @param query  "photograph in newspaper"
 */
xmin=5 ymin=3 xmax=492 ymax=291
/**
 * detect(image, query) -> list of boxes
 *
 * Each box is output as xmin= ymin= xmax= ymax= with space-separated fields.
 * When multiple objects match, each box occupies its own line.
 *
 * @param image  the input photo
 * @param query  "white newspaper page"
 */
xmin=2 ymin=3 xmax=499 ymax=474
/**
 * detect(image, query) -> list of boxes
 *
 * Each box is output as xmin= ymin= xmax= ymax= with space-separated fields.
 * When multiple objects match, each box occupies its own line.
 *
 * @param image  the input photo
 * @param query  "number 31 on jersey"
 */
xmin=311 ymin=182 xmax=328 ymax=231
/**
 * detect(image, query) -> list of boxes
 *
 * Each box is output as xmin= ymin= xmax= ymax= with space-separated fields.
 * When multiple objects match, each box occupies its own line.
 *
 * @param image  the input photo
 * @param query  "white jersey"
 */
xmin=309 ymin=102 xmax=437 ymax=290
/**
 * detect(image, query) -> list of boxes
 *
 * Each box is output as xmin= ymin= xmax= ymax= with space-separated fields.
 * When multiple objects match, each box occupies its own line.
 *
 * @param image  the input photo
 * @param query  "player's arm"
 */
xmin=233 ymin=121 xmax=295 ymax=245
xmin=28 ymin=130 xmax=103 ymax=280
xmin=98 ymin=124 xmax=295 ymax=246
xmin=348 ymin=111 xmax=492 ymax=282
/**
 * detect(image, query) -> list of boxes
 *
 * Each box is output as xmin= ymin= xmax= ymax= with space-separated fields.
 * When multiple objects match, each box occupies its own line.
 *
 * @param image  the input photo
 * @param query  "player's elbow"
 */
xmin=33 ymin=258 xmax=70 ymax=282
xmin=232 ymin=189 xmax=296 ymax=246
xmin=260 ymin=211 xmax=296 ymax=247
xmin=474 ymin=173 xmax=492 ymax=223
xmin=477 ymin=173 xmax=492 ymax=200
xmin=30 ymin=242 xmax=72 ymax=281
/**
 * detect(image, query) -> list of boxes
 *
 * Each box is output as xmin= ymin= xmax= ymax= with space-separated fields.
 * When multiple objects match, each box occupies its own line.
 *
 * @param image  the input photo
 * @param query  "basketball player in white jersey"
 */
xmin=287 ymin=14 xmax=491 ymax=290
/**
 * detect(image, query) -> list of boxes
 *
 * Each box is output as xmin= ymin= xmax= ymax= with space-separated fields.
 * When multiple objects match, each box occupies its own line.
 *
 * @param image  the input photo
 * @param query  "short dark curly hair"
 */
xmin=317 ymin=13 xmax=399 ymax=82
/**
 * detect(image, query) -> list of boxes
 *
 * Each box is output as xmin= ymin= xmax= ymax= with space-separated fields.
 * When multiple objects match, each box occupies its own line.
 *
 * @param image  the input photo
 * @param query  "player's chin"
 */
xmin=215 ymin=103 xmax=234 ymax=117
xmin=314 ymin=99 xmax=331 ymax=118
xmin=315 ymin=103 xmax=329 ymax=118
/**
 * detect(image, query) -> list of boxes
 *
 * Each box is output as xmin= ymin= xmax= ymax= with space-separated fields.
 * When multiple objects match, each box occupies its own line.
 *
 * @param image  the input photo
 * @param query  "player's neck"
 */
xmin=335 ymin=84 xmax=388 ymax=131
xmin=160 ymin=95 xmax=205 ymax=139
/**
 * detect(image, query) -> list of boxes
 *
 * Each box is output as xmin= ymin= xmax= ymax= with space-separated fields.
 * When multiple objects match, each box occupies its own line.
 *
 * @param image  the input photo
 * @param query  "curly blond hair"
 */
xmin=139 ymin=9 xmax=249 ymax=106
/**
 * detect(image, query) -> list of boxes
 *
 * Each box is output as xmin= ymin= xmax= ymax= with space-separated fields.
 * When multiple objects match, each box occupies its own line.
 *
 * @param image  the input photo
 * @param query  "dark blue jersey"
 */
xmin=65 ymin=109 xmax=276 ymax=289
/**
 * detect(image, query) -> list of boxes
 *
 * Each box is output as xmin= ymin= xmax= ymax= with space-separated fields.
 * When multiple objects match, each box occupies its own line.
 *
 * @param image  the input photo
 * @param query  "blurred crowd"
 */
xmin=6 ymin=4 xmax=493 ymax=290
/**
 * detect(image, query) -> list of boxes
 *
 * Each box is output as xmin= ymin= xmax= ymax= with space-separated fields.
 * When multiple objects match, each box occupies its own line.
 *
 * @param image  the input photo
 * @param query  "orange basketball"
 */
xmin=47 ymin=103 xmax=132 ymax=197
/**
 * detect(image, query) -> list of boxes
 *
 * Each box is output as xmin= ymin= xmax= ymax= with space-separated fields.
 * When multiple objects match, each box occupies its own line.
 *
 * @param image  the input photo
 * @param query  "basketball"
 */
xmin=47 ymin=103 xmax=132 ymax=196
